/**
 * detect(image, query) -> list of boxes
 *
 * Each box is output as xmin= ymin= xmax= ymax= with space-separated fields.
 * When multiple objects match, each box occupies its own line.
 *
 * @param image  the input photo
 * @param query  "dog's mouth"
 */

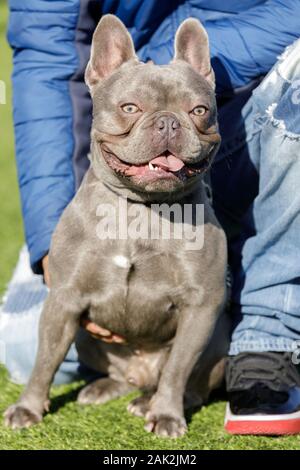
xmin=100 ymin=144 xmax=212 ymax=182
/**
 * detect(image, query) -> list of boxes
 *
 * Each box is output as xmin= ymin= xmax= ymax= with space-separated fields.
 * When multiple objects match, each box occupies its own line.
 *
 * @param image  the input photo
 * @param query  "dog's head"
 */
xmin=86 ymin=15 xmax=220 ymax=198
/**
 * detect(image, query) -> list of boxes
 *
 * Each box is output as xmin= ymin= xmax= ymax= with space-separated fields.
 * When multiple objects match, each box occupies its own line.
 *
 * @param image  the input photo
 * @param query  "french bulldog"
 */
xmin=4 ymin=14 xmax=228 ymax=438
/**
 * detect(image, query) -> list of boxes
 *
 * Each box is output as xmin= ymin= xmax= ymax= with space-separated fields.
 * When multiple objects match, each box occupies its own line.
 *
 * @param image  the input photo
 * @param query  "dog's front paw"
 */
xmin=144 ymin=411 xmax=187 ymax=438
xmin=4 ymin=404 xmax=43 ymax=430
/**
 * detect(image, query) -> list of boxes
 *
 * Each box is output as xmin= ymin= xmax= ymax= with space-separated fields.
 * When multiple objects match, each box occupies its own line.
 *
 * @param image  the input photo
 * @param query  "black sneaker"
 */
xmin=224 ymin=352 xmax=300 ymax=435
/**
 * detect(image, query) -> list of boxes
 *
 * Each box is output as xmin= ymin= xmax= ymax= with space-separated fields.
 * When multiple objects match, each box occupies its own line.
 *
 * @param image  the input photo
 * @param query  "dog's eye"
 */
xmin=121 ymin=103 xmax=140 ymax=114
xmin=191 ymin=105 xmax=207 ymax=116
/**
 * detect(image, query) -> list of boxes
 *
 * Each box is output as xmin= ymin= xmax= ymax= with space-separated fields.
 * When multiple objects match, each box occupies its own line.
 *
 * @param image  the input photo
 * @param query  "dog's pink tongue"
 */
xmin=150 ymin=154 xmax=185 ymax=172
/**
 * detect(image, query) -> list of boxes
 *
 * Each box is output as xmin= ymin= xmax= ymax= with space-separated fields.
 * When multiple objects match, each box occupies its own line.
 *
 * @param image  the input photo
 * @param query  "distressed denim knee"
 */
xmin=228 ymin=39 xmax=300 ymax=354
xmin=0 ymin=247 xmax=81 ymax=384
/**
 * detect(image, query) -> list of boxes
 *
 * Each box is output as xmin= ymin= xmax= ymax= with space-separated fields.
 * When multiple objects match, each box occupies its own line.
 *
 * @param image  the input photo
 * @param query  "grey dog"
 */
xmin=4 ymin=14 xmax=228 ymax=438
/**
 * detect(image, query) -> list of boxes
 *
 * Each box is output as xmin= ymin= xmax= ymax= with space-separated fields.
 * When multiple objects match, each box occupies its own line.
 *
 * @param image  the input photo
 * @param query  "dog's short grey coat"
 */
xmin=4 ymin=15 xmax=228 ymax=437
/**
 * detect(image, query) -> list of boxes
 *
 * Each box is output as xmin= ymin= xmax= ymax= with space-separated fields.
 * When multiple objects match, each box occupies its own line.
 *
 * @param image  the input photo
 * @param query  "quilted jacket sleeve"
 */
xmin=7 ymin=0 xmax=80 ymax=273
xmin=137 ymin=0 xmax=300 ymax=94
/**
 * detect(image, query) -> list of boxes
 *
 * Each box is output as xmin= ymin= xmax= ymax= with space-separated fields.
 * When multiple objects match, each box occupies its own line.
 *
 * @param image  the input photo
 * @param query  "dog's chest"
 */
xmin=88 ymin=240 xmax=186 ymax=342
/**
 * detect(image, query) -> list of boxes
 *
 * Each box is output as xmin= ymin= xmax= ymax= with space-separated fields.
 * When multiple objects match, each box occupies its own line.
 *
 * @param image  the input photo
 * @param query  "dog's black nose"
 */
xmin=154 ymin=115 xmax=181 ymax=139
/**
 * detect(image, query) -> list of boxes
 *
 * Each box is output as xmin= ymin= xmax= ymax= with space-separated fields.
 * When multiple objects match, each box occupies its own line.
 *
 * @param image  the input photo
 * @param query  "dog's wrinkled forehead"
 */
xmin=92 ymin=60 xmax=215 ymax=117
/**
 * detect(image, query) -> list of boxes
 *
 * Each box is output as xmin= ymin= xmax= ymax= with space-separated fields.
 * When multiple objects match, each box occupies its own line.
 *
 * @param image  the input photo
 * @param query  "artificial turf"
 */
xmin=0 ymin=0 xmax=299 ymax=450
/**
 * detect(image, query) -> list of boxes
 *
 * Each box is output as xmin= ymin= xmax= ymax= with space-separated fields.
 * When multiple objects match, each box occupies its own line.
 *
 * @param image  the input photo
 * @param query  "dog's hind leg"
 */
xmin=76 ymin=331 xmax=137 ymax=405
xmin=127 ymin=394 xmax=152 ymax=417
xmin=77 ymin=377 xmax=134 ymax=405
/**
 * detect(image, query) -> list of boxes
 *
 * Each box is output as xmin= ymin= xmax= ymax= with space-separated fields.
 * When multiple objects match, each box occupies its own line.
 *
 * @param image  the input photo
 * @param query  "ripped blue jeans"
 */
xmin=212 ymin=39 xmax=300 ymax=355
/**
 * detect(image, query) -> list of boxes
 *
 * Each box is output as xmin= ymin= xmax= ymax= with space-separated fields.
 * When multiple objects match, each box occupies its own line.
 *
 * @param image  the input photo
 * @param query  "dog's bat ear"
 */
xmin=173 ymin=18 xmax=215 ymax=89
xmin=85 ymin=14 xmax=138 ymax=91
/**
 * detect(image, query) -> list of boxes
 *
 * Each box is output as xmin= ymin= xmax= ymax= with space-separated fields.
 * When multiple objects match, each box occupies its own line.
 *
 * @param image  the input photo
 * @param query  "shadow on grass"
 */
xmin=185 ymin=386 xmax=285 ymax=441
xmin=49 ymin=384 xmax=84 ymax=414
xmin=48 ymin=366 xmax=105 ymax=415
xmin=48 ymin=379 xmax=229 ymax=424
xmin=185 ymin=383 xmax=228 ymax=425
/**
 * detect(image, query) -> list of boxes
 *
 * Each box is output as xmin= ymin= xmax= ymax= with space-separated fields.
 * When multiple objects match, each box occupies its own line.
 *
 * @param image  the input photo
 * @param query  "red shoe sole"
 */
xmin=224 ymin=404 xmax=300 ymax=435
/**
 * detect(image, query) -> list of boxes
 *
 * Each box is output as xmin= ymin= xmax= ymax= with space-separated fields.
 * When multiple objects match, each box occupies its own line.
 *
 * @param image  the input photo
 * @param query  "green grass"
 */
xmin=0 ymin=0 xmax=300 ymax=450
xmin=1 ymin=367 xmax=300 ymax=450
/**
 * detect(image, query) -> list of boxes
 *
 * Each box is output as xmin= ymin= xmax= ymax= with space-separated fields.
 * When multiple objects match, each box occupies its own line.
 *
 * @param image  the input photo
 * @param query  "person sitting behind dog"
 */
xmin=2 ymin=0 xmax=300 ymax=435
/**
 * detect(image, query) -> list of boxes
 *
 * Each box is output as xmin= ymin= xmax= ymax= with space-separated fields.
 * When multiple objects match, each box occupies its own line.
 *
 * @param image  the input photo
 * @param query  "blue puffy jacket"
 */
xmin=7 ymin=0 xmax=300 ymax=273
